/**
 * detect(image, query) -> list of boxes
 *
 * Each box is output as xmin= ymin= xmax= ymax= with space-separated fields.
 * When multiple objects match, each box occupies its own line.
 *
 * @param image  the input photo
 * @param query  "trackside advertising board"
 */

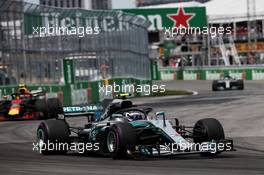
xmin=252 ymin=69 xmax=264 ymax=80
xmin=158 ymin=67 xmax=264 ymax=80
xmin=122 ymin=7 xmax=207 ymax=31
xmin=24 ymin=10 xmax=133 ymax=35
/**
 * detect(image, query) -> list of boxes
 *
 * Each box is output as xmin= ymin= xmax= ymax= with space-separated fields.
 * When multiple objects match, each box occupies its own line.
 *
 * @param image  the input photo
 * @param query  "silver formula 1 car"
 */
xmin=212 ymin=76 xmax=244 ymax=91
xmin=36 ymin=94 xmax=234 ymax=159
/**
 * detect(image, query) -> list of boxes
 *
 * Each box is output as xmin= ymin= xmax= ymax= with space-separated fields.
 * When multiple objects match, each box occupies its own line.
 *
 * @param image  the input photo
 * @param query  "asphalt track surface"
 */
xmin=0 ymin=80 xmax=264 ymax=175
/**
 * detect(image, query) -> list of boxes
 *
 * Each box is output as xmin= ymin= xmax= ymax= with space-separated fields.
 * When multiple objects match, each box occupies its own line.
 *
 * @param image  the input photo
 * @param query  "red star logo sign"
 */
xmin=167 ymin=8 xmax=195 ymax=28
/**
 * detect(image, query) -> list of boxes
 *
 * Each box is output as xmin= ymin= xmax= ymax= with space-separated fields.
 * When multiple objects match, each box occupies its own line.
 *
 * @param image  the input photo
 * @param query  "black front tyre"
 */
xmin=0 ymin=100 xmax=10 ymax=116
xmin=193 ymin=118 xmax=225 ymax=156
xmin=37 ymin=120 xmax=70 ymax=155
xmin=238 ymin=80 xmax=244 ymax=90
xmin=212 ymin=81 xmax=218 ymax=91
xmin=106 ymin=123 xmax=137 ymax=159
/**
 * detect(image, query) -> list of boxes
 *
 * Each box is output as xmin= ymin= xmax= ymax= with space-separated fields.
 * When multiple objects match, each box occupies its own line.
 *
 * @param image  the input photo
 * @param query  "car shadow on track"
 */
xmin=65 ymin=152 xmax=237 ymax=161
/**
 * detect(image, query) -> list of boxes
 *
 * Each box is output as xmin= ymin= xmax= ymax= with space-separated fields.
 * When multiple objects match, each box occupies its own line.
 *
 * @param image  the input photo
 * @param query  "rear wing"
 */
xmin=31 ymin=90 xmax=46 ymax=97
xmin=63 ymin=105 xmax=104 ymax=117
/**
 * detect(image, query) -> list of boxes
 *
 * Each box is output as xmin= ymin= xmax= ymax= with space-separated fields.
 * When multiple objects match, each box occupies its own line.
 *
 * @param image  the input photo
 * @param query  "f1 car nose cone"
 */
xmin=8 ymin=108 xmax=20 ymax=116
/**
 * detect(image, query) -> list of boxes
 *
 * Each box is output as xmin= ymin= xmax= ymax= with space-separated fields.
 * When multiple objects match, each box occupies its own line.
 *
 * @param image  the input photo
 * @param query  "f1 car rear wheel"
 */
xmin=238 ymin=80 xmax=244 ymax=90
xmin=212 ymin=81 xmax=218 ymax=91
xmin=106 ymin=123 xmax=137 ymax=159
xmin=35 ymin=99 xmax=47 ymax=119
xmin=193 ymin=118 xmax=225 ymax=156
xmin=46 ymin=98 xmax=63 ymax=119
xmin=107 ymin=131 xmax=117 ymax=153
xmin=37 ymin=120 xmax=69 ymax=155
xmin=35 ymin=98 xmax=63 ymax=119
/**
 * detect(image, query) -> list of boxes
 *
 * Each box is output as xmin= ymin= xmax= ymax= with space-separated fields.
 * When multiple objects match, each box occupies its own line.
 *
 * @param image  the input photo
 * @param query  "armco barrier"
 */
xmin=158 ymin=66 xmax=264 ymax=81
xmin=0 ymin=78 xmax=152 ymax=106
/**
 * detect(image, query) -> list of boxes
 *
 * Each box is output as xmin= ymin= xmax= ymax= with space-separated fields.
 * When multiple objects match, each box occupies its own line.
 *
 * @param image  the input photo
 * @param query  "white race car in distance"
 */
xmin=212 ymin=76 xmax=244 ymax=91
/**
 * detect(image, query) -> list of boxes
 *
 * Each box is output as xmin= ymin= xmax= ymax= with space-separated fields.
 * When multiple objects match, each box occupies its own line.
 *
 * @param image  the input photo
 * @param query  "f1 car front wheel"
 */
xmin=106 ymin=123 xmax=137 ymax=159
xmin=212 ymin=81 xmax=218 ymax=91
xmin=193 ymin=118 xmax=225 ymax=156
xmin=107 ymin=131 xmax=117 ymax=153
xmin=37 ymin=120 xmax=70 ymax=155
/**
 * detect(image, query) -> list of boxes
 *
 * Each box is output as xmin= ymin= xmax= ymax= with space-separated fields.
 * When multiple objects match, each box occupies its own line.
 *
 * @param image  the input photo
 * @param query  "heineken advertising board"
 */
xmin=123 ymin=7 xmax=207 ymax=31
xmin=228 ymin=70 xmax=244 ymax=80
xmin=252 ymin=69 xmax=264 ymax=80
xmin=205 ymin=70 xmax=222 ymax=80
xmin=24 ymin=8 xmax=207 ymax=34
xmin=183 ymin=70 xmax=198 ymax=80
xmin=24 ymin=10 xmax=131 ymax=35
xmin=63 ymin=59 xmax=75 ymax=85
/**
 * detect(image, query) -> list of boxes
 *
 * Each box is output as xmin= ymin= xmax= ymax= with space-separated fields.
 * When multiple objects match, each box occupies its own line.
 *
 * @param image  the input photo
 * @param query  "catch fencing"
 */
xmin=0 ymin=0 xmax=150 ymax=85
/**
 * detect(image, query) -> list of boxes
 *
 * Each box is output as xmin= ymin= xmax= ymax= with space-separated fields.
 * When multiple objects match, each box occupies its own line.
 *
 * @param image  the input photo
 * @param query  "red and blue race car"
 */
xmin=0 ymin=86 xmax=62 ymax=121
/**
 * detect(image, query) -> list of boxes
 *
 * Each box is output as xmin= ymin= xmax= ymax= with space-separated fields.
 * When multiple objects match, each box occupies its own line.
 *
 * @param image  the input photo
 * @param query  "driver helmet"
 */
xmin=18 ymin=83 xmax=30 ymax=94
xmin=2 ymin=96 xmax=8 ymax=100
xmin=127 ymin=112 xmax=143 ymax=121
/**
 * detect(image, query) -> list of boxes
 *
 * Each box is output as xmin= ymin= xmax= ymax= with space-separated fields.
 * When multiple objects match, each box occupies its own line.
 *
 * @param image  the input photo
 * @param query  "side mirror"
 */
xmin=155 ymin=111 xmax=166 ymax=127
xmin=155 ymin=111 xmax=165 ymax=118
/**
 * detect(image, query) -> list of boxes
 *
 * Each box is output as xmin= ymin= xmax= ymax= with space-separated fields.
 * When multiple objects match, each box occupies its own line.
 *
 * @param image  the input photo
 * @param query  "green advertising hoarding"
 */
xmin=123 ymin=7 xmax=207 ymax=31
xmin=157 ymin=67 xmax=264 ymax=81
xmin=63 ymin=59 xmax=75 ymax=85
xmin=25 ymin=7 xmax=207 ymax=34
xmin=252 ymin=69 xmax=264 ymax=80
